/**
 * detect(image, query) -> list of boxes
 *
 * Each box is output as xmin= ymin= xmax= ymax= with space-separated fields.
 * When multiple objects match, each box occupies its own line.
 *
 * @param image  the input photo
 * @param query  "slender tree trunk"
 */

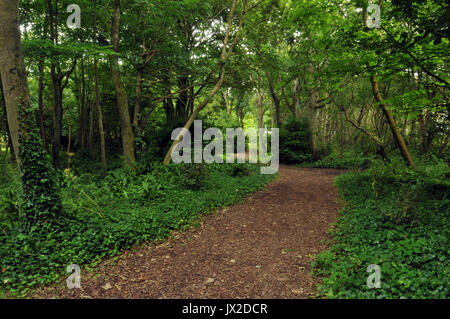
xmin=87 ymin=61 xmax=95 ymax=152
xmin=257 ymin=91 xmax=265 ymax=129
xmin=46 ymin=0 xmax=63 ymax=167
xmin=50 ymin=67 xmax=61 ymax=166
xmin=93 ymin=0 xmax=106 ymax=174
xmin=176 ymin=75 xmax=189 ymax=121
xmin=88 ymin=97 xmax=95 ymax=152
xmin=133 ymin=67 xmax=143 ymax=128
xmin=94 ymin=58 xmax=107 ymax=174
xmin=292 ymin=79 xmax=299 ymax=118
xmin=222 ymin=90 xmax=230 ymax=114
xmin=37 ymin=61 xmax=48 ymax=150
xmin=66 ymin=116 xmax=72 ymax=155
xmin=307 ymin=62 xmax=320 ymax=159
xmin=79 ymin=57 xmax=87 ymax=151
xmin=110 ymin=0 xmax=136 ymax=168
xmin=270 ymin=100 xmax=276 ymax=128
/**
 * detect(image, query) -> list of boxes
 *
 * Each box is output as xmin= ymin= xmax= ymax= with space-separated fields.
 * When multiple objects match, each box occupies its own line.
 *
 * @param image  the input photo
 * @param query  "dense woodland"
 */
xmin=0 ymin=0 xmax=449 ymax=298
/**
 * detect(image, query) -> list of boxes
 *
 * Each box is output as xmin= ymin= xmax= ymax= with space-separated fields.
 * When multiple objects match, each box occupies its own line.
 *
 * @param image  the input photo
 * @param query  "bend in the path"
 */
xmin=36 ymin=165 xmax=343 ymax=299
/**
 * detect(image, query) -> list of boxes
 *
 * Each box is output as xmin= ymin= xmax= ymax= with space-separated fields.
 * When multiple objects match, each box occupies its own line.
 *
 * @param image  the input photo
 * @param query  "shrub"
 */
xmin=312 ymin=150 xmax=371 ymax=169
xmin=279 ymin=117 xmax=313 ymax=164
xmin=181 ymin=163 xmax=209 ymax=190
xmin=230 ymin=163 xmax=251 ymax=177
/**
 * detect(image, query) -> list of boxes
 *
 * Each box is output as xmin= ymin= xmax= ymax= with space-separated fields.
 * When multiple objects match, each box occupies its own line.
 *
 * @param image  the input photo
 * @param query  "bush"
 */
xmin=279 ymin=118 xmax=313 ymax=164
xmin=180 ymin=163 xmax=209 ymax=190
xmin=312 ymin=150 xmax=372 ymax=169
xmin=230 ymin=163 xmax=251 ymax=177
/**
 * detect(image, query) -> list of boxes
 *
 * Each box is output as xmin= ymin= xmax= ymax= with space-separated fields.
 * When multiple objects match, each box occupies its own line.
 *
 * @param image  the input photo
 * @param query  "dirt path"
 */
xmin=36 ymin=166 xmax=343 ymax=299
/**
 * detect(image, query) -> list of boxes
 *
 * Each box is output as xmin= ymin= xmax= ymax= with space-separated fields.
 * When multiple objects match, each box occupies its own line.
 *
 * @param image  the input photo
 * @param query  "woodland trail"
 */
xmin=36 ymin=166 xmax=344 ymax=299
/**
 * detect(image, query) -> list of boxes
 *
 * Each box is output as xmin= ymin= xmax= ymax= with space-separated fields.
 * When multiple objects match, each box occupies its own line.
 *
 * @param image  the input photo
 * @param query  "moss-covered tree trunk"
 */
xmin=0 ymin=0 xmax=61 ymax=232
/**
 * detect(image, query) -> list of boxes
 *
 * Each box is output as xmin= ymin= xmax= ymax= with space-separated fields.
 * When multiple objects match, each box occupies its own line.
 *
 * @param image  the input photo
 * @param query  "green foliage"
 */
xmin=180 ymin=163 xmax=209 ymax=190
xmin=279 ymin=118 xmax=313 ymax=164
xmin=311 ymin=150 xmax=372 ymax=169
xmin=229 ymin=163 xmax=251 ymax=177
xmin=0 ymin=163 xmax=274 ymax=296
xmin=312 ymin=157 xmax=450 ymax=298
xmin=0 ymin=163 xmax=21 ymax=235
xmin=18 ymin=112 xmax=61 ymax=234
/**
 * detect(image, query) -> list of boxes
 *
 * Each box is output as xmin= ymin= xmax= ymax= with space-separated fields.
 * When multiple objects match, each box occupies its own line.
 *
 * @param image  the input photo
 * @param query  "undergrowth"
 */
xmin=312 ymin=156 xmax=450 ymax=298
xmin=0 ymin=162 xmax=274 ymax=296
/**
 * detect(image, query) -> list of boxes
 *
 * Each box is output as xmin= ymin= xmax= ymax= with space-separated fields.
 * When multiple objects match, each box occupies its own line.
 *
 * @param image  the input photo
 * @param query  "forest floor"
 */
xmin=33 ymin=165 xmax=344 ymax=298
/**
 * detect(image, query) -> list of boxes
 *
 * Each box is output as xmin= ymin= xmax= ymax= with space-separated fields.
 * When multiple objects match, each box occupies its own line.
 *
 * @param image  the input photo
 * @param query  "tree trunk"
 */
xmin=79 ymin=57 xmax=87 ymax=151
xmin=257 ymin=91 xmax=265 ymax=129
xmin=370 ymin=76 xmax=413 ymax=167
xmin=307 ymin=62 xmax=320 ymax=159
xmin=266 ymin=72 xmax=281 ymax=127
xmin=0 ymin=0 xmax=39 ymax=161
xmin=110 ymin=0 xmax=136 ymax=169
xmin=270 ymin=100 xmax=276 ymax=128
xmin=37 ymin=61 xmax=48 ymax=151
xmin=93 ymin=0 xmax=107 ymax=174
xmin=362 ymin=6 xmax=413 ymax=167
xmin=292 ymin=79 xmax=299 ymax=118
xmin=0 ymin=3 xmax=30 ymax=165
xmin=46 ymin=0 xmax=63 ymax=167
xmin=94 ymin=58 xmax=107 ymax=174
xmin=134 ymin=67 xmax=143 ymax=128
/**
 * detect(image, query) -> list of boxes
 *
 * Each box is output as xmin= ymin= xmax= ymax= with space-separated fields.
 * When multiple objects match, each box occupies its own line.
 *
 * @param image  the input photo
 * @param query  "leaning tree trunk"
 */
xmin=163 ymin=0 xmax=246 ymax=164
xmin=362 ymin=6 xmax=413 ymax=167
xmin=370 ymin=76 xmax=413 ymax=166
xmin=110 ymin=0 xmax=136 ymax=169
